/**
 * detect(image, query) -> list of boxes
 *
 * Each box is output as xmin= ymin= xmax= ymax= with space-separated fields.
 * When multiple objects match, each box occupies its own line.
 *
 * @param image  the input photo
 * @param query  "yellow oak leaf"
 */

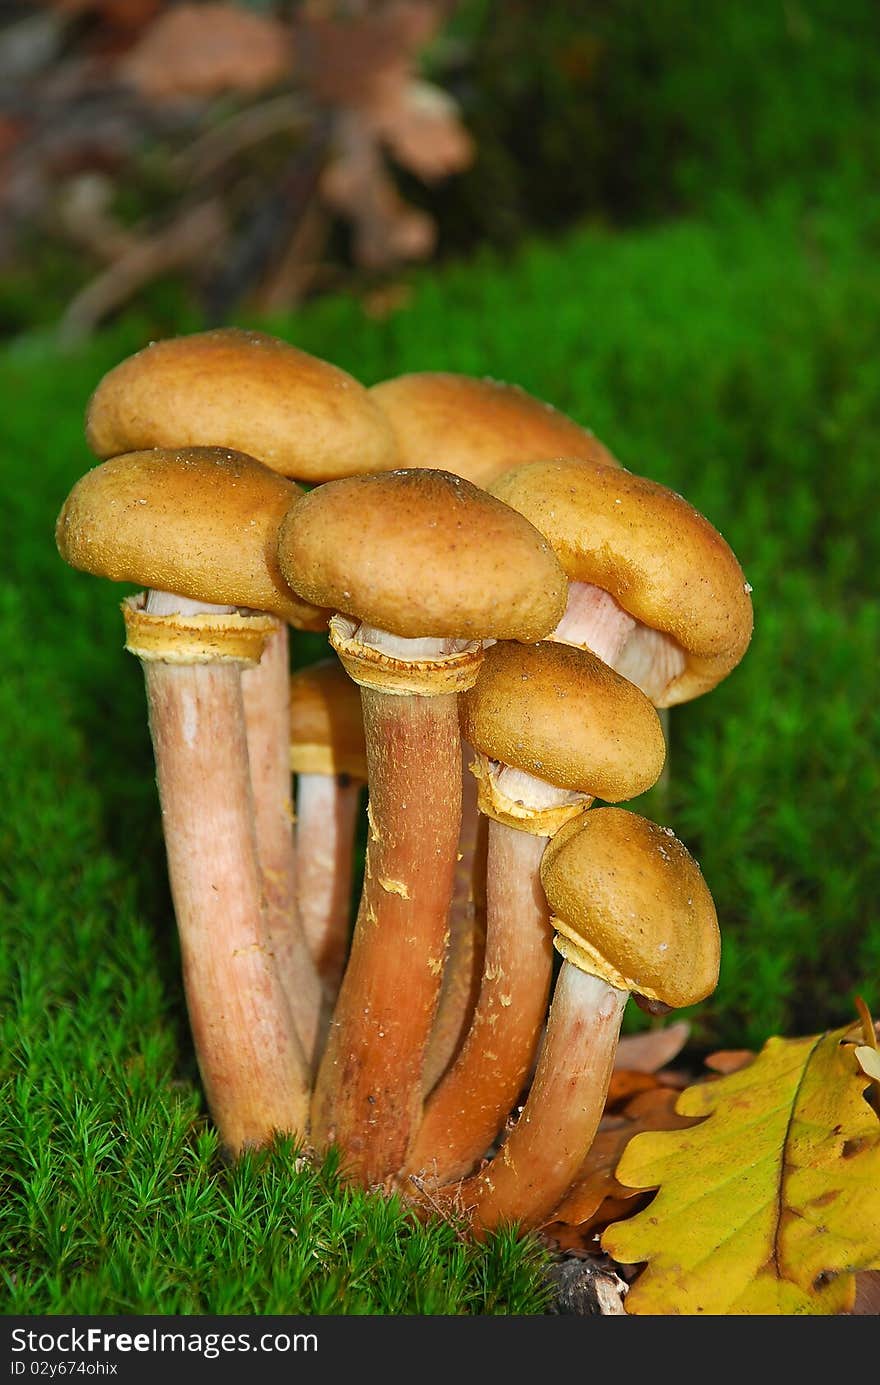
xmin=601 ymin=1025 xmax=880 ymax=1314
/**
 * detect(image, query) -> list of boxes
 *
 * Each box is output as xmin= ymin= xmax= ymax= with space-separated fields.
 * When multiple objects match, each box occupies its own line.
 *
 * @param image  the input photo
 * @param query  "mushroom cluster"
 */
xmin=55 ymin=328 xmax=753 ymax=1235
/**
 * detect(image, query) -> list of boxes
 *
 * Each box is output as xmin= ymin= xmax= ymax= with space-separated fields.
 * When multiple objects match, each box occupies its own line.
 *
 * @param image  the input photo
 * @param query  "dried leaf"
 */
xmin=549 ymin=1126 xmax=647 ymax=1231
xmin=543 ymin=1087 xmax=697 ymax=1245
xmin=321 ymin=139 xmax=435 ymax=269
xmin=604 ymin=1069 xmax=658 ymax=1108
xmin=373 ymin=80 xmax=474 ymax=182
xmin=296 ymin=2 xmax=445 ymax=111
xmin=614 ymin=1020 xmax=691 ymax=1073
xmin=856 ymin=1046 xmax=880 ymax=1081
xmin=852 ymin=1270 xmax=880 ymax=1315
xmin=704 ymin=1048 xmax=756 ymax=1074
xmin=602 ymin=1025 xmax=880 ymax=1314
xmin=121 ymin=3 xmax=290 ymax=100
xmin=855 ymin=1046 xmax=880 ymax=1112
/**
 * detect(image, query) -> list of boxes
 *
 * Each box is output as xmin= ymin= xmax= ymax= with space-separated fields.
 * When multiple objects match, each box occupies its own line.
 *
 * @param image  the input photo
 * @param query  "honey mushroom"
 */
xmin=277 ymin=468 xmax=568 ymax=1185
xmin=367 ymin=372 xmax=623 ymax=1082
xmin=85 ymin=327 xmax=399 ymax=483
xmin=428 ymin=806 xmax=720 ymax=1235
xmin=490 ymin=457 xmax=754 ymax=706
xmin=405 ymin=640 xmax=666 ymax=1187
xmin=55 ymin=446 xmax=324 ymax=1153
xmin=84 ymin=326 xmax=401 ymax=1067
xmin=288 ymin=657 xmax=367 ymax=1002
xmin=368 ymin=370 xmax=621 ymax=488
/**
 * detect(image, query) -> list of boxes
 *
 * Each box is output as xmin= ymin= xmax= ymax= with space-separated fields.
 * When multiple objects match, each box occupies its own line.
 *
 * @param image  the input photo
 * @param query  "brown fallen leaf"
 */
xmin=320 ymin=130 xmax=436 ymax=270
xmin=541 ymin=1085 xmax=698 ymax=1248
xmin=704 ymin=1048 xmax=756 ymax=1074
xmin=120 ymin=3 xmax=290 ymax=100
xmin=852 ymin=1270 xmax=880 ymax=1314
xmin=295 ymin=1 xmax=470 ymax=270
xmin=373 ymin=79 xmax=474 ymax=182
xmin=604 ymin=1069 xmax=658 ymax=1109
xmin=613 ymin=1020 xmax=691 ymax=1073
xmin=296 ymin=1 xmax=446 ymax=112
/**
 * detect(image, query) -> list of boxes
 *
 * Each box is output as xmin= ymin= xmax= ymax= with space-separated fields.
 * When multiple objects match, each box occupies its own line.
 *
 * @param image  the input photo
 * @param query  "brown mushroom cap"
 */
xmin=490 ymin=458 xmax=753 ymax=706
xmin=277 ymin=468 xmax=569 ymax=642
xmin=56 ymin=446 xmax=329 ymax=628
xmin=460 ymin=640 xmax=666 ymax=800
xmin=289 ymin=657 xmax=367 ymax=780
xmin=369 ymin=371 xmax=619 ymax=487
xmin=85 ymin=328 xmax=400 ymax=483
xmin=540 ymin=807 xmax=720 ymax=1008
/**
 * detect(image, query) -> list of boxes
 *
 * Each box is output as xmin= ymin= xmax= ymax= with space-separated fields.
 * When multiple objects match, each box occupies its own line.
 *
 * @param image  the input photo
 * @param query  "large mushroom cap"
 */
xmin=277 ymin=468 xmax=569 ymax=642
xmin=461 ymin=640 xmax=666 ymax=800
xmin=85 ymin=328 xmax=400 ymax=483
xmin=540 ymin=806 xmax=720 ymax=1009
xmin=490 ymin=458 xmax=753 ymax=706
xmin=289 ymin=657 xmax=367 ymax=780
xmin=369 ymin=371 xmax=619 ymax=487
xmin=56 ymin=446 xmax=328 ymax=628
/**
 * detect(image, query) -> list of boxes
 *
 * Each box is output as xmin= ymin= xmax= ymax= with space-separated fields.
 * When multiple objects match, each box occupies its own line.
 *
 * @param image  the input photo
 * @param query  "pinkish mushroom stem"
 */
xmin=406 ymin=818 xmax=554 ymax=1184
xmin=310 ymin=667 xmax=462 ymax=1186
xmin=421 ymin=738 xmax=488 ymax=1094
xmin=551 ymin=580 xmax=680 ymax=773
xmin=294 ymin=768 xmax=361 ymax=1000
xmin=240 ymin=620 xmax=327 ymax=1068
xmin=143 ymin=590 xmax=310 ymax=1153
xmin=431 ymin=963 xmax=627 ymax=1235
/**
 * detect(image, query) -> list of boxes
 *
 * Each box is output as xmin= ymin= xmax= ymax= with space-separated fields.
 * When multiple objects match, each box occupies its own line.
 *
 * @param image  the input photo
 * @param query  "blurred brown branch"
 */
xmin=1 ymin=0 xmax=475 ymax=333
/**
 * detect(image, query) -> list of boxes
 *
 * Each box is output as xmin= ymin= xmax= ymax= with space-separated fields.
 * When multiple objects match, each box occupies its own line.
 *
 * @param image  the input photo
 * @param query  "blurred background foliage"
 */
xmin=2 ymin=0 xmax=879 ymax=337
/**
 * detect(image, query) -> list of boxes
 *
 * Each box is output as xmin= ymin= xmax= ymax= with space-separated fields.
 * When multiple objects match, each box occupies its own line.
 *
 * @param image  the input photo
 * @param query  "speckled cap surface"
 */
xmin=277 ymin=468 xmax=568 ymax=641
xmin=461 ymin=640 xmax=665 ymax=799
xmin=540 ymin=807 xmax=720 ymax=1008
xmin=85 ymin=328 xmax=400 ymax=482
xmin=369 ymin=371 xmax=619 ymax=487
xmin=490 ymin=458 xmax=753 ymax=706
xmin=289 ymin=657 xmax=367 ymax=780
xmin=56 ymin=446 xmax=329 ymax=628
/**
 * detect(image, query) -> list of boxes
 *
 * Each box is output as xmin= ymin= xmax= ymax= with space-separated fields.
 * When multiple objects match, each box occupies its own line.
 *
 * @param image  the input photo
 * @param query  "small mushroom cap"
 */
xmin=289 ymin=657 xmax=367 ymax=780
xmin=540 ymin=807 xmax=720 ymax=1008
xmin=490 ymin=458 xmax=753 ymax=706
xmin=56 ymin=447 xmax=328 ymax=628
xmin=277 ymin=468 xmax=569 ymax=642
xmin=369 ymin=371 xmax=619 ymax=487
xmin=85 ymin=328 xmax=399 ymax=482
xmin=461 ymin=641 xmax=666 ymax=799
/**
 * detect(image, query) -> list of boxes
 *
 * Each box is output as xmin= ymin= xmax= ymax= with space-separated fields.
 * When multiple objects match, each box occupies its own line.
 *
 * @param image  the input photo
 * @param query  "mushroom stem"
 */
xmin=240 ymin=621 xmax=326 ymax=1067
xmin=294 ymin=769 xmax=361 ymax=1000
xmin=421 ymin=739 xmax=488 ymax=1094
xmin=430 ymin=964 xmax=627 ymax=1234
xmin=407 ymin=821 xmax=554 ymax=1184
xmin=142 ymin=591 xmax=311 ymax=1154
xmin=310 ymin=685 xmax=462 ymax=1185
